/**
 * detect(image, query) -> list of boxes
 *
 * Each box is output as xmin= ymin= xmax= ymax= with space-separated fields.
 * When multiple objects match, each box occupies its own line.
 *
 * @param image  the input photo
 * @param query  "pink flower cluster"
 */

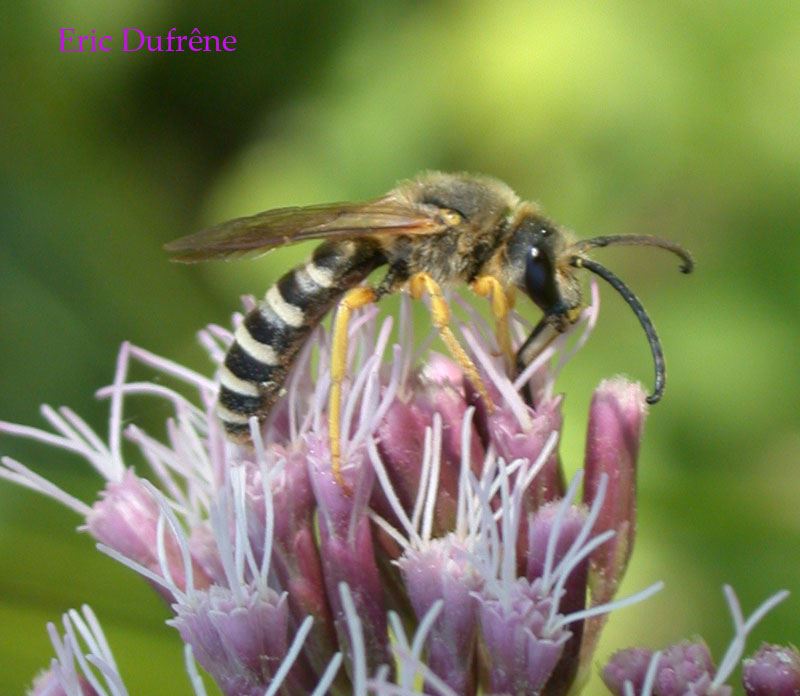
xmin=1 ymin=288 xmax=793 ymax=695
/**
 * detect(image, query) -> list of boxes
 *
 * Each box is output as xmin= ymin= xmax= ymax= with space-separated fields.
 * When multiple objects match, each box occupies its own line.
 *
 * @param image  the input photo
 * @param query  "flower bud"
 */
xmin=31 ymin=606 xmax=123 ymax=696
xmin=583 ymin=378 xmax=647 ymax=592
xmin=29 ymin=670 xmax=97 ymax=696
xmin=307 ymin=434 xmax=390 ymax=676
xmin=85 ymin=469 xmax=212 ymax=601
xmin=398 ymin=536 xmax=483 ymax=694
xmin=580 ymin=378 xmax=647 ymax=677
xmin=377 ymin=355 xmax=482 ymax=533
xmin=601 ymin=646 xmax=654 ymax=694
xmin=247 ymin=446 xmax=337 ymax=675
xmin=485 ymin=394 xmax=565 ymax=507
xmin=477 ymin=579 xmax=569 ymax=694
xmin=656 ymin=642 xmax=726 ymax=696
xmin=743 ymin=644 xmax=800 ymax=696
xmin=602 ymin=642 xmax=728 ymax=696
xmin=526 ymin=502 xmax=589 ymax=695
xmin=170 ymin=585 xmax=298 ymax=696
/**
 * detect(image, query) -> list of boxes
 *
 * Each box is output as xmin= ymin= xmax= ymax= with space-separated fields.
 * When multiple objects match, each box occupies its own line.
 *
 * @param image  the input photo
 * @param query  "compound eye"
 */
xmin=524 ymin=245 xmax=558 ymax=309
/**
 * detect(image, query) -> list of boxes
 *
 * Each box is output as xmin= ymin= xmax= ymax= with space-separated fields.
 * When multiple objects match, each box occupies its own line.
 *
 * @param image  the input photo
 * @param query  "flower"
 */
xmin=29 ymin=605 xmax=128 ymax=696
xmin=1 ymin=285 xmax=790 ymax=694
xmin=602 ymin=586 xmax=791 ymax=696
xmin=742 ymin=643 xmax=800 ymax=696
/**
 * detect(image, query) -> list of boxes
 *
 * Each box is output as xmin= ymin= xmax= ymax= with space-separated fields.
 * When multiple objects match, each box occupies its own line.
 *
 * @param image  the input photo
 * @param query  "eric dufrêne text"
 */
xmin=59 ymin=27 xmax=237 ymax=53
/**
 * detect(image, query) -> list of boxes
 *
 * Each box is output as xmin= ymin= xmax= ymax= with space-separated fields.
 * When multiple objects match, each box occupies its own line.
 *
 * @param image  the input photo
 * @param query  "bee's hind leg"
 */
xmin=471 ymin=275 xmax=516 ymax=371
xmin=329 ymin=286 xmax=378 ymax=489
xmin=409 ymin=272 xmax=495 ymax=413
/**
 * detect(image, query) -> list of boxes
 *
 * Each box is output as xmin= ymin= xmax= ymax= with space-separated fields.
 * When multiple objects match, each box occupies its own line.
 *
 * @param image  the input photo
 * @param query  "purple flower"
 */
xmin=397 ymin=536 xmax=482 ymax=694
xmin=603 ymin=586 xmax=790 ymax=696
xmin=743 ymin=644 xmax=800 ymax=696
xmin=579 ymin=376 xmax=649 ymax=684
xmin=246 ymin=443 xmax=337 ymax=675
xmin=373 ymin=412 xmax=485 ymax=694
xmin=29 ymin=605 xmax=127 ymax=696
xmin=309 ymin=433 xmax=391 ymax=678
xmin=604 ymin=643 xmax=722 ymax=696
xmin=583 ymin=377 xmax=647 ymax=591
xmin=2 ymin=286 xmax=789 ymax=695
xmin=525 ymin=501 xmax=591 ymax=694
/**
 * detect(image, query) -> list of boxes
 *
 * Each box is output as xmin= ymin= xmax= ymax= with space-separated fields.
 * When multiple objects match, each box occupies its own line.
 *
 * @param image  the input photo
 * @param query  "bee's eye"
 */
xmin=524 ymin=245 xmax=558 ymax=309
xmin=525 ymin=247 xmax=547 ymax=293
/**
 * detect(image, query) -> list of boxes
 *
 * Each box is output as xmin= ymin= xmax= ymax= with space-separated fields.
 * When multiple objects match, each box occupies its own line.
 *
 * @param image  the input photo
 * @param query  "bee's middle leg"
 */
xmin=471 ymin=275 xmax=516 ymax=370
xmin=408 ymin=272 xmax=495 ymax=412
xmin=329 ymin=286 xmax=377 ymax=488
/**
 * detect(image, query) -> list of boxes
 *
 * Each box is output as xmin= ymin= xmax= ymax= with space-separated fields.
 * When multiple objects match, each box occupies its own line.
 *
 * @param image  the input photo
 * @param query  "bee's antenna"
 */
xmin=570 ymin=256 xmax=665 ymax=404
xmin=570 ymin=235 xmax=694 ymax=274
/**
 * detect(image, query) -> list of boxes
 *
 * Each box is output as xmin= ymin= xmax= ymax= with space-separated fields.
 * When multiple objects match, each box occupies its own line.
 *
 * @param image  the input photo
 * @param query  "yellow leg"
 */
xmin=472 ymin=275 xmax=516 ymax=370
xmin=409 ymin=272 xmax=495 ymax=413
xmin=329 ymin=286 xmax=377 ymax=489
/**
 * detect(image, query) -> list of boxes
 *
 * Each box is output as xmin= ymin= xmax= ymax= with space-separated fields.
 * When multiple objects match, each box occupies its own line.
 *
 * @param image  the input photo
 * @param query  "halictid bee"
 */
xmin=166 ymin=171 xmax=693 ymax=483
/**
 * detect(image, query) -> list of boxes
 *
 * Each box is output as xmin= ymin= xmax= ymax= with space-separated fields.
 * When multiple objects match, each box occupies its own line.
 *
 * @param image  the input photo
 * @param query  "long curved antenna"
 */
xmin=569 ymin=235 xmax=694 ymax=274
xmin=570 ymin=257 xmax=665 ymax=404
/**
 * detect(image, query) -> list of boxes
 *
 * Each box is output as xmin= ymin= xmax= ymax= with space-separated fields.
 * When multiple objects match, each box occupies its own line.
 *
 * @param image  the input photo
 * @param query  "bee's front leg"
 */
xmin=515 ymin=317 xmax=560 ymax=406
xmin=408 ymin=272 xmax=495 ymax=413
xmin=471 ymin=275 xmax=516 ymax=371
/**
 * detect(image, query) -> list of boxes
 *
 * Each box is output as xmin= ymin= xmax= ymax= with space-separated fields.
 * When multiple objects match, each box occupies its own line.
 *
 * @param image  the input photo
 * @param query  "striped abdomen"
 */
xmin=217 ymin=238 xmax=385 ymax=439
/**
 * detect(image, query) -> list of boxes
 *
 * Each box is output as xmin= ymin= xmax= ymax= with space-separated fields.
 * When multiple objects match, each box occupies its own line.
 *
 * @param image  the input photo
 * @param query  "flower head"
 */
xmin=743 ymin=643 xmax=800 ymax=696
xmin=2 ymin=285 xmax=784 ymax=695
xmin=603 ymin=586 xmax=791 ymax=696
xmin=30 ymin=605 xmax=127 ymax=696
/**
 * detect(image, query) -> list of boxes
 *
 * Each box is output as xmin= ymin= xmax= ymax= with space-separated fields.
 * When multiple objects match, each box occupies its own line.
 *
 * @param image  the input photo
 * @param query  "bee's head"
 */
xmin=506 ymin=207 xmax=694 ymax=404
xmin=506 ymin=213 xmax=582 ymax=329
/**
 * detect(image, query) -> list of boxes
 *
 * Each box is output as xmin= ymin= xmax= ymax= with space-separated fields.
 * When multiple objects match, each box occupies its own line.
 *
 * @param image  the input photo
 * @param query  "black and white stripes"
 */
xmin=217 ymin=238 xmax=385 ymax=438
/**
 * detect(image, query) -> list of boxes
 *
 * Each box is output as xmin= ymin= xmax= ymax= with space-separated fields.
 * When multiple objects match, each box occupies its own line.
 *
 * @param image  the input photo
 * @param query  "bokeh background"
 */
xmin=1 ymin=2 xmax=798 ymax=693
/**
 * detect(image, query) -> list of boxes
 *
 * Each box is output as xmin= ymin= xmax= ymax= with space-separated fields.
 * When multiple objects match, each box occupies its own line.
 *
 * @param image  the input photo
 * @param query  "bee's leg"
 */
xmin=471 ymin=275 xmax=516 ymax=370
xmin=515 ymin=317 xmax=559 ymax=406
xmin=408 ymin=272 xmax=495 ymax=413
xmin=329 ymin=286 xmax=378 ymax=488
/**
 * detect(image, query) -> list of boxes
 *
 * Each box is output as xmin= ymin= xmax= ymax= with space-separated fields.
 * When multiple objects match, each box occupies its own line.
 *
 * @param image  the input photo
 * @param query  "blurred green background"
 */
xmin=1 ymin=2 xmax=798 ymax=693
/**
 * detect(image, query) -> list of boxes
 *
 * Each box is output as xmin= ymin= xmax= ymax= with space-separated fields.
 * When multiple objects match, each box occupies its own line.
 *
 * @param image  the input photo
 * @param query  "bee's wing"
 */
xmin=165 ymin=197 xmax=446 ymax=262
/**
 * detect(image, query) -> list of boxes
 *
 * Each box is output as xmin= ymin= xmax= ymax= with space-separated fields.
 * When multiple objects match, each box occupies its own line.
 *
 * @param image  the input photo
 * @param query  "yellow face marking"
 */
xmin=438 ymin=208 xmax=462 ymax=227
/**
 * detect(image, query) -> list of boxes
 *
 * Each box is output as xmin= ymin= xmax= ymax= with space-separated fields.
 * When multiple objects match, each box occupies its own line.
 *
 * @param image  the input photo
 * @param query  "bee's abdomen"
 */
xmin=217 ymin=239 xmax=385 ymax=439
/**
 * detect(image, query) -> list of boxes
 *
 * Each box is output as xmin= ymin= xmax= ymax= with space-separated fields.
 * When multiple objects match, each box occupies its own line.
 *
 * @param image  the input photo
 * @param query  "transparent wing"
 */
xmin=165 ymin=197 xmax=446 ymax=262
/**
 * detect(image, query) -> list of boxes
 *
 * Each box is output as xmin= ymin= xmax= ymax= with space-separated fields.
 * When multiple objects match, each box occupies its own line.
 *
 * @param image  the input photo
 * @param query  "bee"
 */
xmin=166 ymin=171 xmax=693 ymax=482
